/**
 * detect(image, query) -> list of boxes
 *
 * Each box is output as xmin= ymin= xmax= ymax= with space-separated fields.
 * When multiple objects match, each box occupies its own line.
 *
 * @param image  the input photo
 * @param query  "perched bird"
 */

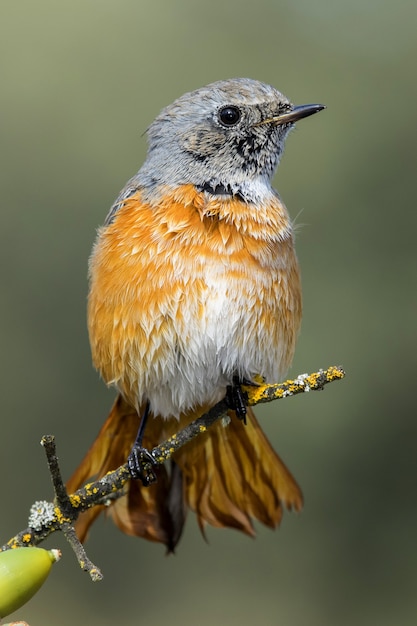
xmin=67 ymin=78 xmax=325 ymax=551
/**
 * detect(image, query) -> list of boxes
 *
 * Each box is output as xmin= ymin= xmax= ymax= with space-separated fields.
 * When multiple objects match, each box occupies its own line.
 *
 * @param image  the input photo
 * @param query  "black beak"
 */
xmin=273 ymin=103 xmax=326 ymax=125
xmin=253 ymin=103 xmax=326 ymax=127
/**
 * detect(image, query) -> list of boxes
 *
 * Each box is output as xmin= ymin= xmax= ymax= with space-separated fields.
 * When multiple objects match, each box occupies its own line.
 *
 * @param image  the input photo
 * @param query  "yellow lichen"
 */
xmin=69 ymin=494 xmax=81 ymax=507
xmin=53 ymin=507 xmax=71 ymax=526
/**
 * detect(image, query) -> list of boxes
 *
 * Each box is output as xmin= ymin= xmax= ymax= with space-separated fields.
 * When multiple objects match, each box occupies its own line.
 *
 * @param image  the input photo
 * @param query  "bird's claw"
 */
xmin=127 ymin=446 xmax=157 ymax=486
xmin=226 ymin=376 xmax=252 ymax=424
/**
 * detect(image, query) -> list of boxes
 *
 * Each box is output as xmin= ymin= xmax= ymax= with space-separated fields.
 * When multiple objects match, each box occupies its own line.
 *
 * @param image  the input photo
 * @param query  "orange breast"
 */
xmin=87 ymin=184 xmax=302 ymax=417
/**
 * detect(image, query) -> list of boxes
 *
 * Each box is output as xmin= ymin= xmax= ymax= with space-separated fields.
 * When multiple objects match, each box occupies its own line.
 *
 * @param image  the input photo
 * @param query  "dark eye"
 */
xmin=218 ymin=105 xmax=241 ymax=126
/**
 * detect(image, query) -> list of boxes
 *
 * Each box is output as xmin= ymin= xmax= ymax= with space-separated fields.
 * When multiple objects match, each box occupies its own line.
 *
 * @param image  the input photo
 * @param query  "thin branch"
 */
xmin=41 ymin=435 xmax=72 ymax=515
xmin=1 ymin=365 xmax=345 ymax=578
xmin=61 ymin=524 xmax=103 ymax=582
xmin=151 ymin=366 xmax=345 ymax=464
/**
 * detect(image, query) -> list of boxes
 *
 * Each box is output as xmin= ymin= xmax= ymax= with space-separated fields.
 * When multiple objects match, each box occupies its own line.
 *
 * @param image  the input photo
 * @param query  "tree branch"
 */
xmin=1 ymin=365 xmax=344 ymax=580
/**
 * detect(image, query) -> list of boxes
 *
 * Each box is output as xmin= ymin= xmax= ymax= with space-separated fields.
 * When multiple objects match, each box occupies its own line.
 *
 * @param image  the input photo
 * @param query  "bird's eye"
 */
xmin=218 ymin=105 xmax=241 ymax=126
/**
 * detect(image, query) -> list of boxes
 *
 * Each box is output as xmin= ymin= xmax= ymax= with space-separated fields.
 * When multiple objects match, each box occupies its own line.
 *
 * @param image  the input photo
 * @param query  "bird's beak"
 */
xmin=253 ymin=103 xmax=326 ymax=127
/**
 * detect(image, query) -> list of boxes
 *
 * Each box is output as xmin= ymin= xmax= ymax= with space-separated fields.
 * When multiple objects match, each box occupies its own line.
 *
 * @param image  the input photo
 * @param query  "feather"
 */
xmin=67 ymin=395 xmax=302 ymax=551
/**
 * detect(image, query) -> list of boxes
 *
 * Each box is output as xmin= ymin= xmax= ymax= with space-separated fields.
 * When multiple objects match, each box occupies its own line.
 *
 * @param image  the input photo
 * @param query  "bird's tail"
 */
xmin=66 ymin=394 xmax=303 ymax=552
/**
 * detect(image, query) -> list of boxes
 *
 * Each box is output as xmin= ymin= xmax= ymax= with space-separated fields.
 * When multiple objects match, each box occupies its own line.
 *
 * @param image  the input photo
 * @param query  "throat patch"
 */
xmin=199 ymin=182 xmax=245 ymax=202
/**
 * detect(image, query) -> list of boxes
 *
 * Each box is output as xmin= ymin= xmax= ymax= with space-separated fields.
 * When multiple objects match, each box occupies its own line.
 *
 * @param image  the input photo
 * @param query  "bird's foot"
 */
xmin=127 ymin=446 xmax=157 ymax=486
xmin=226 ymin=376 xmax=259 ymax=424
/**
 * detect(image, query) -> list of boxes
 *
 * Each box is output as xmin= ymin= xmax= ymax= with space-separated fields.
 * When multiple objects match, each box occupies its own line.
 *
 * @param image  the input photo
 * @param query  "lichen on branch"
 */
xmin=1 ymin=365 xmax=345 ymax=581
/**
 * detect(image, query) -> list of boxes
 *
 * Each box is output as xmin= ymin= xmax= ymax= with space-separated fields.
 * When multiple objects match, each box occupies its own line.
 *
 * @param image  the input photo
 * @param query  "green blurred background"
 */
xmin=1 ymin=0 xmax=416 ymax=624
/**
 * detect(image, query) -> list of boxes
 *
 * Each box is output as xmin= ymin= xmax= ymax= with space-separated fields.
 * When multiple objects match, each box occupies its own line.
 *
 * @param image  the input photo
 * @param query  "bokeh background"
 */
xmin=1 ymin=1 xmax=416 ymax=624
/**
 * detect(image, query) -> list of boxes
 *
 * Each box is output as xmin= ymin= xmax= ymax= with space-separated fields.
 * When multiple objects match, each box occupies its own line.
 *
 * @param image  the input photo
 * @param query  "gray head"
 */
xmin=121 ymin=78 xmax=324 ymax=205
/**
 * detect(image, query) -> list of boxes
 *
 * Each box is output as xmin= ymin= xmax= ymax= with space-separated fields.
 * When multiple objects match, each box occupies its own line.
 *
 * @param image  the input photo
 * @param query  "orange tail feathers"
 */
xmin=67 ymin=395 xmax=303 ymax=551
xmin=66 ymin=395 xmax=184 ymax=551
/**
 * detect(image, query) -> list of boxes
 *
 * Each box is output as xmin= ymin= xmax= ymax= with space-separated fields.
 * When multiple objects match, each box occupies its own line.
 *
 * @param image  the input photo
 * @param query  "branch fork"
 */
xmin=1 ymin=365 xmax=345 ymax=580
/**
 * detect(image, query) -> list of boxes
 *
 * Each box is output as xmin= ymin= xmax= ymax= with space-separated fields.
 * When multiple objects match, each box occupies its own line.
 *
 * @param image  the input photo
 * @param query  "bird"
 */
xmin=67 ymin=78 xmax=325 ymax=552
